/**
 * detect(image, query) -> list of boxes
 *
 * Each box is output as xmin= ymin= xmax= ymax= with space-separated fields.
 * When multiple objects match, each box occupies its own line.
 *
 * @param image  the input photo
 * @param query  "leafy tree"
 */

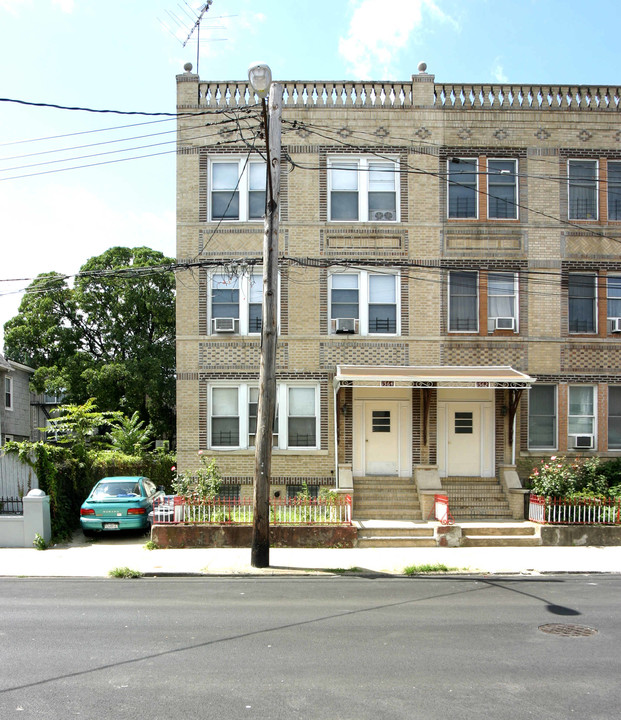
xmin=4 ymin=246 xmax=175 ymax=440
xmin=45 ymin=398 xmax=121 ymax=456
xmin=107 ymin=411 xmax=154 ymax=455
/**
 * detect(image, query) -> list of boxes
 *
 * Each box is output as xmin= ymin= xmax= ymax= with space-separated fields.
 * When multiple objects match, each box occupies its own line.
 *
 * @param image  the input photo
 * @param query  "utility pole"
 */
xmin=249 ymin=67 xmax=282 ymax=568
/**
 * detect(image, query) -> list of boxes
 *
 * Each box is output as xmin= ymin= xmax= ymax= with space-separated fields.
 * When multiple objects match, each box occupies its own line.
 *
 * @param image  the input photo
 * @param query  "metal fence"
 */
xmin=0 ymin=496 xmax=23 ymax=515
xmin=529 ymin=494 xmax=621 ymax=525
xmin=152 ymin=494 xmax=352 ymax=526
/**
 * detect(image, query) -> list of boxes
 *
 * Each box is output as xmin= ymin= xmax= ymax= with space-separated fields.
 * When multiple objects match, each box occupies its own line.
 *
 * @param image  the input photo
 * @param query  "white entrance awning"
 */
xmin=334 ymin=365 xmax=535 ymax=390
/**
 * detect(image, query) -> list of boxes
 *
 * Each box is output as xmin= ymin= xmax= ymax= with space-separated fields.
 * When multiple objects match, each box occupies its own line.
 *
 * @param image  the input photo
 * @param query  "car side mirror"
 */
xmin=158 ymin=485 xmax=165 ymax=493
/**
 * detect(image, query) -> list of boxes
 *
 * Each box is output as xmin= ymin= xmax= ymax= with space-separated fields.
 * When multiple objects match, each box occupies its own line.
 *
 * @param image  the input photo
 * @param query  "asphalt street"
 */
xmin=0 ymin=575 xmax=618 ymax=720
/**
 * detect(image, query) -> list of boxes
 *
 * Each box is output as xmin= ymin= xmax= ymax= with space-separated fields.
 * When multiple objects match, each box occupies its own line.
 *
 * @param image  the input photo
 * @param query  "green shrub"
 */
xmin=530 ymin=456 xmax=608 ymax=498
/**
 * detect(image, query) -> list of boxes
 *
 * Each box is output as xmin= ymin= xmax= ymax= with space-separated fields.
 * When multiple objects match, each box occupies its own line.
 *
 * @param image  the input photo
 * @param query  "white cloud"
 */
xmin=0 ymin=0 xmax=29 ymax=14
xmin=339 ymin=0 xmax=456 ymax=78
xmin=51 ymin=0 xmax=74 ymax=12
xmin=492 ymin=59 xmax=508 ymax=83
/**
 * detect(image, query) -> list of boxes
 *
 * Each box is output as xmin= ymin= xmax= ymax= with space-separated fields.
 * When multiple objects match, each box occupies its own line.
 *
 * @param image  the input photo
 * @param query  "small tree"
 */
xmin=44 ymin=398 xmax=121 ymax=456
xmin=107 ymin=412 xmax=154 ymax=455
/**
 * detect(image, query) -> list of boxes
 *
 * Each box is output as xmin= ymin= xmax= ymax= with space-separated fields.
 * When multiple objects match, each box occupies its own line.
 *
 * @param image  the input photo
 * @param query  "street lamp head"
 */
xmin=248 ymin=62 xmax=272 ymax=98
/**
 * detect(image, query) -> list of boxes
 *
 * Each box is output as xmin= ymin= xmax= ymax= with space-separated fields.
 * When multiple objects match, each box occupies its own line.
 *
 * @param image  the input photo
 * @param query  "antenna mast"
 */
xmin=183 ymin=0 xmax=214 ymax=76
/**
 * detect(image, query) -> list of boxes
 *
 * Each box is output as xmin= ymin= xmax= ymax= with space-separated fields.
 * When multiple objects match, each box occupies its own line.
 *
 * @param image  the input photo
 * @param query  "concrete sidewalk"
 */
xmin=1 ymin=533 xmax=621 ymax=577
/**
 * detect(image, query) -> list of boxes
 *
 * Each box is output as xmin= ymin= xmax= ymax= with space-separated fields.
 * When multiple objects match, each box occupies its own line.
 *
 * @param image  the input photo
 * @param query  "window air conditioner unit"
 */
xmin=494 ymin=317 xmax=515 ymax=331
xmin=570 ymin=434 xmax=594 ymax=450
xmin=332 ymin=318 xmax=359 ymax=334
xmin=213 ymin=317 xmax=237 ymax=333
xmin=371 ymin=210 xmax=395 ymax=221
xmin=611 ymin=318 xmax=621 ymax=333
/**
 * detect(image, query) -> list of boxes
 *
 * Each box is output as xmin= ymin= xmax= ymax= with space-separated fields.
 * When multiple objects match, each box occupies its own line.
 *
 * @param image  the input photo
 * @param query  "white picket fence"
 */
xmin=0 ymin=452 xmax=38 ymax=509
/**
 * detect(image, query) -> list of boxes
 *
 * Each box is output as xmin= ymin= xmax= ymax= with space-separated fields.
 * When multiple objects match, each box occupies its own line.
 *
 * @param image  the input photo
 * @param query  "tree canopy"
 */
xmin=3 ymin=246 xmax=176 ymax=440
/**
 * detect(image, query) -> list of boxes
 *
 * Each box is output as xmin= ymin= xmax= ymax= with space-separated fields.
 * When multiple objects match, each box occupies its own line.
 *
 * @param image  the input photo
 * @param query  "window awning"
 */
xmin=334 ymin=365 xmax=535 ymax=390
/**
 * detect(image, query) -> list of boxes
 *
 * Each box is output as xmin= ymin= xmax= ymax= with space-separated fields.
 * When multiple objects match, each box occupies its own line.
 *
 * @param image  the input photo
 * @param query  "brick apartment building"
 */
xmin=175 ymin=63 xmax=621 ymax=520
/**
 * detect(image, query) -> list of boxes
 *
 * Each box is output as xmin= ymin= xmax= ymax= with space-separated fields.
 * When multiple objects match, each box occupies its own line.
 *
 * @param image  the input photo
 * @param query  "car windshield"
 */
xmin=92 ymin=482 xmax=142 ymax=500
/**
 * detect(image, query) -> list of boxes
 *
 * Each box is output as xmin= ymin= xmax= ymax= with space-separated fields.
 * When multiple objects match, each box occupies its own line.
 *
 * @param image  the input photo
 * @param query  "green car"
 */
xmin=80 ymin=476 xmax=163 ymax=536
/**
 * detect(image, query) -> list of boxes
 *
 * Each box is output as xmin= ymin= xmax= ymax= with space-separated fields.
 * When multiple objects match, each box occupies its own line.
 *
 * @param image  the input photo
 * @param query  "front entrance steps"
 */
xmin=357 ymin=520 xmax=435 ymax=548
xmin=441 ymin=476 xmax=512 ymax=519
xmin=353 ymin=476 xmax=422 ymax=521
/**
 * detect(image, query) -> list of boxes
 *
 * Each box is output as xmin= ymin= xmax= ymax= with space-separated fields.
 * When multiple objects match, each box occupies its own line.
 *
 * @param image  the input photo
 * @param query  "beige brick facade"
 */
xmin=176 ymin=68 xmax=621 ymax=495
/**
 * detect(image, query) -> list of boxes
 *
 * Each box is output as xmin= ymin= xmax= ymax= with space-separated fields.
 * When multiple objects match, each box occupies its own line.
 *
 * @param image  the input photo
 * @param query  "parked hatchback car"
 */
xmin=80 ymin=476 xmax=163 ymax=536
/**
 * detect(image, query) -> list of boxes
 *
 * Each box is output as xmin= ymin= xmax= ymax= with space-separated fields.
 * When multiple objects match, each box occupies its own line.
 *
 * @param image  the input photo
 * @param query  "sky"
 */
xmin=0 ymin=0 xmax=619 ymax=349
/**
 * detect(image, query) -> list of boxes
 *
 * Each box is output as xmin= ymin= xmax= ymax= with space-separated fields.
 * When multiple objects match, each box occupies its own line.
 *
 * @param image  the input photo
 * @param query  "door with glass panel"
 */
xmin=364 ymin=401 xmax=399 ymax=475
xmin=446 ymin=403 xmax=481 ymax=476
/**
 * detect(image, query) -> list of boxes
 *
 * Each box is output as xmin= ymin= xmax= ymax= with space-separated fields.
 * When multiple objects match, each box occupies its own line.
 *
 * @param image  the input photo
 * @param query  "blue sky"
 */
xmin=0 ymin=0 xmax=619 ymax=347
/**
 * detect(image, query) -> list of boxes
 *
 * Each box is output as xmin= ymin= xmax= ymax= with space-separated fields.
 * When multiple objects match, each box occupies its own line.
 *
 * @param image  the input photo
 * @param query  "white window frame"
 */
xmin=608 ymin=386 xmax=621 ymax=450
xmin=448 ymin=158 xmax=479 ymax=219
xmin=209 ymin=157 xmax=266 ymax=222
xmin=528 ymin=384 xmax=557 ymax=451
xmin=568 ymin=159 xmax=598 ymax=220
xmin=487 ymin=159 xmax=518 ymax=220
xmin=328 ymin=156 xmax=399 ymax=222
xmin=448 ymin=270 xmax=479 ymax=333
xmin=568 ymin=385 xmax=596 ymax=443
xmin=208 ymin=382 xmax=320 ymax=450
xmin=4 ymin=377 xmax=13 ymax=411
xmin=328 ymin=270 xmax=400 ymax=336
xmin=209 ymin=271 xmax=279 ymax=336
xmin=209 ymin=386 xmax=241 ymax=449
xmin=568 ymin=272 xmax=597 ymax=334
xmin=608 ymin=160 xmax=621 ymax=221
xmin=607 ymin=275 xmax=621 ymax=326
xmin=487 ymin=272 xmax=519 ymax=333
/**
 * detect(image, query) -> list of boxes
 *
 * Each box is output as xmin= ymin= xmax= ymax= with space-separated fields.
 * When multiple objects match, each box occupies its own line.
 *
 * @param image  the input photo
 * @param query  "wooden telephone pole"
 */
xmin=251 ymin=81 xmax=282 ymax=568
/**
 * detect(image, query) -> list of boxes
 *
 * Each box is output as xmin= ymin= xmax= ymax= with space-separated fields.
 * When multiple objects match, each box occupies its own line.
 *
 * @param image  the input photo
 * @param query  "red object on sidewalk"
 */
xmin=428 ymin=494 xmax=454 ymax=525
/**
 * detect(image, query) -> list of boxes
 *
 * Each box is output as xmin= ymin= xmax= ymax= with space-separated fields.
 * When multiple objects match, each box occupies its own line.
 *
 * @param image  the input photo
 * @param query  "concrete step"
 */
xmin=461 ymin=536 xmax=541 ymax=547
xmin=354 ymin=510 xmax=423 ymax=520
xmin=357 ymin=536 xmax=436 ymax=548
xmin=357 ymin=526 xmax=434 ymax=538
xmin=462 ymin=525 xmax=537 ymax=537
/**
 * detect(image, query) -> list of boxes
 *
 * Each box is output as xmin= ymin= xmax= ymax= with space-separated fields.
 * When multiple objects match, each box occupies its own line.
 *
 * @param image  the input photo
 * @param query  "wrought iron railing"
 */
xmin=529 ymin=494 xmax=621 ymax=525
xmin=152 ymin=494 xmax=352 ymax=525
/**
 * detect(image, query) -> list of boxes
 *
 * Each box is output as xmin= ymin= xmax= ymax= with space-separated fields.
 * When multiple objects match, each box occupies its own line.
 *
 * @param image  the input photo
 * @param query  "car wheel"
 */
xmin=82 ymin=528 xmax=95 ymax=538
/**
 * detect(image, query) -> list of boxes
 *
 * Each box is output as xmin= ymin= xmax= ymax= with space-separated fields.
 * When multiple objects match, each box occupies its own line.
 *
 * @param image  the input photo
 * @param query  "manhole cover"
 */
xmin=538 ymin=623 xmax=598 ymax=637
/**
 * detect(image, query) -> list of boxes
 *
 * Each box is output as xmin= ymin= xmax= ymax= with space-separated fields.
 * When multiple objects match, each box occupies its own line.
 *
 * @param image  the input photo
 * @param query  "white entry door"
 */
xmin=364 ymin=401 xmax=399 ymax=475
xmin=447 ymin=403 xmax=481 ymax=476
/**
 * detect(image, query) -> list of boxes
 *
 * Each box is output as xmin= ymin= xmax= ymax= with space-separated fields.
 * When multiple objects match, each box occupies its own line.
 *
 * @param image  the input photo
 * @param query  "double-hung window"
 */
xmin=448 ymin=271 xmax=478 ymax=332
xmin=329 ymin=158 xmax=398 ymax=221
xmin=4 ymin=377 xmax=13 ymax=411
xmin=487 ymin=272 xmax=518 ymax=331
xmin=568 ymin=160 xmax=598 ymax=220
xmin=608 ymin=387 xmax=621 ymax=450
xmin=287 ymin=387 xmax=317 ymax=448
xmin=210 ymin=159 xmax=266 ymax=221
xmin=488 ymin=160 xmax=518 ymax=219
xmin=568 ymin=386 xmax=595 ymax=447
xmin=528 ymin=385 xmax=557 ymax=450
xmin=248 ymin=387 xmax=279 ymax=447
xmin=608 ymin=161 xmax=621 ymax=221
xmin=607 ymin=276 xmax=621 ymax=328
xmin=568 ymin=273 xmax=597 ymax=333
xmin=210 ymin=387 xmax=240 ymax=448
xmin=210 ymin=272 xmax=268 ymax=335
xmin=448 ymin=158 xmax=477 ymax=218
xmin=329 ymin=270 xmax=399 ymax=335
xmin=209 ymin=383 xmax=318 ymax=450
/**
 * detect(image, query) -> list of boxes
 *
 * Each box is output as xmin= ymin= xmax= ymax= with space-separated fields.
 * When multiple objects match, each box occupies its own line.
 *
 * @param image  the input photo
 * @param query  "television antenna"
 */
xmin=159 ymin=1 xmax=231 ymax=76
